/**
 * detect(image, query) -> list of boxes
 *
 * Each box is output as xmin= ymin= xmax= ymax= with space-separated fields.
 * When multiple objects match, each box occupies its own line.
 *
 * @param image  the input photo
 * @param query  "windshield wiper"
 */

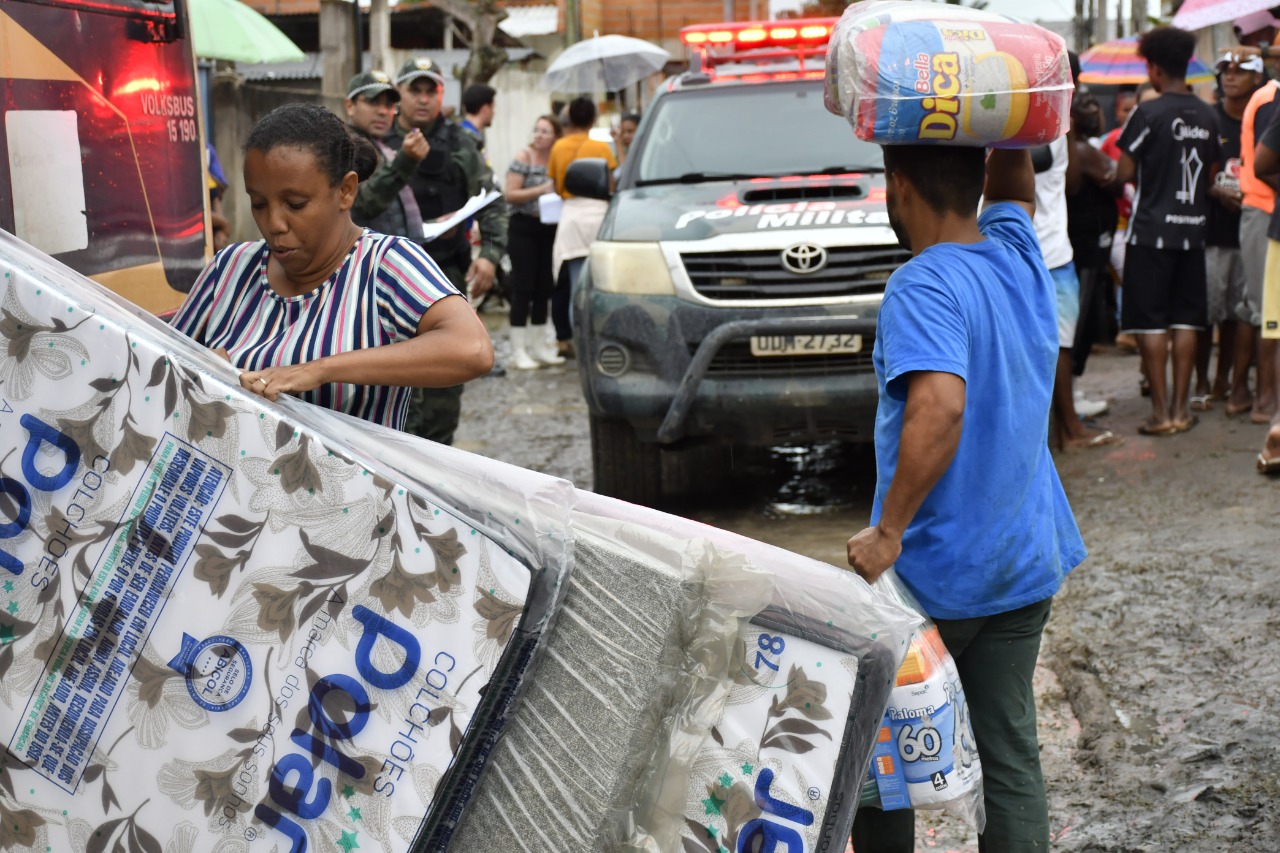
xmin=635 ymin=171 xmax=773 ymax=186
xmin=816 ymin=165 xmax=885 ymax=174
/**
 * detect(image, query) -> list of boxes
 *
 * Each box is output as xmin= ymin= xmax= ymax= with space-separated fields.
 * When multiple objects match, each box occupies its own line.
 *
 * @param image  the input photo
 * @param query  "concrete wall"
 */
xmin=486 ymin=65 xmax=561 ymax=183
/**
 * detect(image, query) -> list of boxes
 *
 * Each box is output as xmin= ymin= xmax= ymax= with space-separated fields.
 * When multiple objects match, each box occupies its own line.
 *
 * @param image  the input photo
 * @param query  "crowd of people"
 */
xmin=1052 ymin=16 xmax=1280 ymax=475
xmin=189 ymin=60 xmax=644 ymax=445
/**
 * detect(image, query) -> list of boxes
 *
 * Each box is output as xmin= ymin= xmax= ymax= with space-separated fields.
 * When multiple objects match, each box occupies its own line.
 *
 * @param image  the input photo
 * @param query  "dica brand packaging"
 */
xmin=0 ymin=231 xmax=569 ymax=853
xmin=824 ymin=0 xmax=1072 ymax=148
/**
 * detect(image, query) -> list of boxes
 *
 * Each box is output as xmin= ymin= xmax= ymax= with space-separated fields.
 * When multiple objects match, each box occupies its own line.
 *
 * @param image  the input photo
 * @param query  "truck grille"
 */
xmin=680 ymin=246 xmax=908 ymax=301
xmin=693 ymin=341 xmax=876 ymax=377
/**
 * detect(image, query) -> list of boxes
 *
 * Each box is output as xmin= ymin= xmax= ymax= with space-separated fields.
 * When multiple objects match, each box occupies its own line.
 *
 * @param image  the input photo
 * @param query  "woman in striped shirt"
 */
xmin=173 ymin=103 xmax=493 ymax=431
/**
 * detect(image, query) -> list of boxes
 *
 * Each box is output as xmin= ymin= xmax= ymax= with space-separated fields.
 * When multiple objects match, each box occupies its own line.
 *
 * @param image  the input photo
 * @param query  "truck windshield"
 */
xmin=634 ymin=82 xmax=884 ymax=184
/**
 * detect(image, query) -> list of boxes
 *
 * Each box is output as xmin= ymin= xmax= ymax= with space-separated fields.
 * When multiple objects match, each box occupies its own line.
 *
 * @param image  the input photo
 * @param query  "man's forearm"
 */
xmin=877 ymin=373 xmax=965 ymax=539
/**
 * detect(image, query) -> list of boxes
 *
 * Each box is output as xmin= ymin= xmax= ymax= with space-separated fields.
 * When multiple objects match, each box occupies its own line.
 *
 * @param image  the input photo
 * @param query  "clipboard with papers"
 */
xmin=423 ymin=189 xmax=503 ymax=241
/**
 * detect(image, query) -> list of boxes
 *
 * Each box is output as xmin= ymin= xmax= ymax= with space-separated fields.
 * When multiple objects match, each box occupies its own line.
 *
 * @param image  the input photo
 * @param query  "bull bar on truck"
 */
xmin=656 ymin=315 xmax=879 ymax=443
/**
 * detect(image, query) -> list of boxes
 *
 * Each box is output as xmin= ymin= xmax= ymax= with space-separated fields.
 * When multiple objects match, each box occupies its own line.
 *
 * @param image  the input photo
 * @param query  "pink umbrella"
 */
xmin=1172 ymin=0 xmax=1278 ymax=31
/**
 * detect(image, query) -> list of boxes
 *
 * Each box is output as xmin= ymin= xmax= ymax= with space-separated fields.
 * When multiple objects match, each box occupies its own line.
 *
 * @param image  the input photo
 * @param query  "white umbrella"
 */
xmin=543 ymin=34 xmax=671 ymax=93
xmin=1172 ymin=0 xmax=1277 ymax=31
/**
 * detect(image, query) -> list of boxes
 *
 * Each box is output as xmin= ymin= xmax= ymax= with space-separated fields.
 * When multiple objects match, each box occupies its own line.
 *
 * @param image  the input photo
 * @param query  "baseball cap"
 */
xmin=1233 ymin=9 xmax=1279 ymax=37
xmin=394 ymin=57 xmax=446 ymax=88
xmin=346 ymin=69 xmax=399 ymax=102
xmin=1216 ymin=50 xmax=1266 ymax=72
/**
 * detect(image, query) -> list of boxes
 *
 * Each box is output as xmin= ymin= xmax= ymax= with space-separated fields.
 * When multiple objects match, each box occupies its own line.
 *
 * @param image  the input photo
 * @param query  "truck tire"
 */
xmin=590 ymin=414 xmax=662 ymax=506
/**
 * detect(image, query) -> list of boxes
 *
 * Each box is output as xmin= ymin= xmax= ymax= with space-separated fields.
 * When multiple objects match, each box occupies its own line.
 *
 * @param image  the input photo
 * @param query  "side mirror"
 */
xmin=564 ymin=158 xmax=612 ymax=201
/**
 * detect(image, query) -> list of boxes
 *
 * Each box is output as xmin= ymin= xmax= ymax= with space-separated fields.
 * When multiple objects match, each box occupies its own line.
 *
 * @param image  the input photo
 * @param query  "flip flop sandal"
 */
xmin=1168 ymin=415 xmax=1200 ymax=434
xmin=1258 ymin=453 xmax=1280 ymax=475
xmin=1189 ymin=395 xmax=1213 ymax=412
xmin=1067 ymin=430 xmax=1123 ymax=450
xmin=1225 ymin=400 xmax=1254 ymax=417
xmin=1137 ymin=420 xmax=1178 ymax=436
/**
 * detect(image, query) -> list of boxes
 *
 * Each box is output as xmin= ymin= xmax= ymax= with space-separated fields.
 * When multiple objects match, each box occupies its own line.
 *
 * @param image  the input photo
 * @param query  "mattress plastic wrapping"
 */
xmin=365 ymin=432 xmax=923 ymax=852
xmin=0 ymin=225 xmax=923 ymax=852
xmin=0 ymin=230 xmax=570 ymax=853
xmin=824 ymin=0 xmax=1072 ymax=148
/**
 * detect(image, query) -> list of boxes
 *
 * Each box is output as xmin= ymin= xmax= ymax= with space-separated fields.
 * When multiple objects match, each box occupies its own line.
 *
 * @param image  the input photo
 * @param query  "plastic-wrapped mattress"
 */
xmin=0 ymin=231 xmax=569 ymax=853
xmin=365 ymin=432 xmax=922 ymax=852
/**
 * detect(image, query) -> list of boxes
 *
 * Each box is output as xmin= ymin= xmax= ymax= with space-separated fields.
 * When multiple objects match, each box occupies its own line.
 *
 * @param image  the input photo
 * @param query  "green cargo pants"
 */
xmin=851 ymin=596 xmax=1054 ymax=853
xmin=402 ymin=260 xmax=466 ymax=446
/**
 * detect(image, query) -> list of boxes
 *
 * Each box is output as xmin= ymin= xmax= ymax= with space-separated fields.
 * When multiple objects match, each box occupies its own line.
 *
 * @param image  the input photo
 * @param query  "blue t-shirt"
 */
xmin=871 ymin=202 xmax=1086 ymax=620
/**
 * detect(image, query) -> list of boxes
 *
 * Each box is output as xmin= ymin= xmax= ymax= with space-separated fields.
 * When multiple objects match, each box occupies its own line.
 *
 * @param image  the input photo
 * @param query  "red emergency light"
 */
xmin=680 ymin=18 xmax=837 ymax=51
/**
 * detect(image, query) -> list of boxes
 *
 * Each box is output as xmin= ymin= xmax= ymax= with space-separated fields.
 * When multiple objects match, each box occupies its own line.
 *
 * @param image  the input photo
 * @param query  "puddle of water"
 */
xmin=762 ymin=442 xmax=871 ymax=517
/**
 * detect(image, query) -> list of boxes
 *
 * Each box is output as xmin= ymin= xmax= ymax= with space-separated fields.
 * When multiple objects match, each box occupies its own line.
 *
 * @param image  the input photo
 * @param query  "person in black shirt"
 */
xmin=1197 ymin=53 xmax=1262 ymax=409
xmin=1067 ymin=87 xmax=1120 ymax=380
xmin=1117 ymin=27 xmax=1222 ymax=435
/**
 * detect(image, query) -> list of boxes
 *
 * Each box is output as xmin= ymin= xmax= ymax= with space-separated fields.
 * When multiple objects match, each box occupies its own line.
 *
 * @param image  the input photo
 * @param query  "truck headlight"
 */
xmin=588 ymin=242 xmax=677 ymax=296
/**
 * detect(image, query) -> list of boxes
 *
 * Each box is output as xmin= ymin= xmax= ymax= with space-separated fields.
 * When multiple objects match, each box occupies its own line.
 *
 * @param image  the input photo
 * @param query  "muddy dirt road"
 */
xmin=454 ymin=325 xmax=1278 ymax=852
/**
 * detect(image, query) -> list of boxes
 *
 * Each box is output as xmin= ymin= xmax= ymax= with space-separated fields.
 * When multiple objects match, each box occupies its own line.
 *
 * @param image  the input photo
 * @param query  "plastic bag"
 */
xmin=859 ymin=570 xmax=986 ymax=831
xmin=824 ymin=0 xmax=1072 ymax=148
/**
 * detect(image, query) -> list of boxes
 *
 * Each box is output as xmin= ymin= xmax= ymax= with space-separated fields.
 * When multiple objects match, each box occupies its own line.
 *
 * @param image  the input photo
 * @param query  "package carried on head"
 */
xmin=824 ymin=0 xmax=1073 ymax=148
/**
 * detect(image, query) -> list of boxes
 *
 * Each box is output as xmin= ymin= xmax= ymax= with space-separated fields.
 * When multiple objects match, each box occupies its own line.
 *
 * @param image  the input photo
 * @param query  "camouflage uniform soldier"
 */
xmin=385 ymin=57 xmax=508 ymax=445
xmin=342 ymin=70 xmax=429 ymax=238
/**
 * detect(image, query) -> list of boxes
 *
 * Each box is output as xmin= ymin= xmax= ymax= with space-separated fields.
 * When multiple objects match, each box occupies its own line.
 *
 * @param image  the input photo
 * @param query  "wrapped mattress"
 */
xmin=364 ymin=430 xmax=922 ymax=852
xmin=0 ymin=231 xmax=570 ymax=853
xmin=824 ymin=0 xmax=1072 ymax=148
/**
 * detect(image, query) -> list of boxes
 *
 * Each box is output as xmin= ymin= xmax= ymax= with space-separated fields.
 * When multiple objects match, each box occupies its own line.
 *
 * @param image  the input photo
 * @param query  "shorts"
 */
xmin=1264 ymin=239 xmax=1280 ymax=339
xmin=1121 ymin=244 xmax=1208 ymax=333
xmin=1205 ymin=246 xmax=1245 ymax=326
xmin=1237 ymin=206 xmax=1269 ymax=325
xmin=1050 ymin=261 xmax=1079 ymax=348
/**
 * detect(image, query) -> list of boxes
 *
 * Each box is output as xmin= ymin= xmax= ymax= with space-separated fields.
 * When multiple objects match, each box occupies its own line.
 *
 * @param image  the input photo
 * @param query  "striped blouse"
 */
xmin=172 ymin=230 xmax=458 ymax=429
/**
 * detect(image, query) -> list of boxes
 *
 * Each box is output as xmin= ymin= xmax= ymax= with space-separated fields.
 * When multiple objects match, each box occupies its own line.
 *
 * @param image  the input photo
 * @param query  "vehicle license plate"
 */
xmin=749 ymin=334 xmax=863 ymax=357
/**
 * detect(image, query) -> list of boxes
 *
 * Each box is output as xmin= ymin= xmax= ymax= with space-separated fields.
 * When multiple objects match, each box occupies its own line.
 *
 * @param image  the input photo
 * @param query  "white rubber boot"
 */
xmin=529 ymin=324 xmax=565 ymax=365
xmin=509 ymin=326 xmax=540 ymax=370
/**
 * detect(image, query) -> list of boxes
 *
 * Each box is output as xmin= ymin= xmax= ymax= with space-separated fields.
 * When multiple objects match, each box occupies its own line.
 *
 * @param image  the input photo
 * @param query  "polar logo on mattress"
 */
xmin=254 ymin=604 xmax=439 ymax=852
xmin=0 ymin=413 xmax=82 ymax=576
xmin=167 ymin=633 xmax=253 ymax=712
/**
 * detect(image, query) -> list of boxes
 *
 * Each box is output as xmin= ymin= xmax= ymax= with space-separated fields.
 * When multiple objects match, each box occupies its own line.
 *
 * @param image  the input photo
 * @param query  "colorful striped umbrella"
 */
xmin=1079 ymin=37 xmax=1216 ymax=85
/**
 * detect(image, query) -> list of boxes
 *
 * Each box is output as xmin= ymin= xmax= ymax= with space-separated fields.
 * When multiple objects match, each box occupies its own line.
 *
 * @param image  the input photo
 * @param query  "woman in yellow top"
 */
xmin=548 ymin=97 xmax=617 ymax=356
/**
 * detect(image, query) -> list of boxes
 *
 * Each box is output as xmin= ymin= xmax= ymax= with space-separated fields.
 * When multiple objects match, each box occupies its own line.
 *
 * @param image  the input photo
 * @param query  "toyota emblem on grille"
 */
xmin=781 ymin=243 xmax=828 ymax=275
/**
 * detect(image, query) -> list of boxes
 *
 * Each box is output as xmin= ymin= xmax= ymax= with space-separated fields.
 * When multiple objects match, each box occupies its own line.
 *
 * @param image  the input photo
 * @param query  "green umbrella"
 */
xmin=187 ymin=0 xmax=306 ymax=64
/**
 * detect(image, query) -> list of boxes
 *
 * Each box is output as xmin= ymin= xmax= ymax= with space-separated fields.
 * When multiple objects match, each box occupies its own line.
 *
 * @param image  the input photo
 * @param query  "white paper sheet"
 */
xmin=422 ymin=191 xmax=502 ymax=242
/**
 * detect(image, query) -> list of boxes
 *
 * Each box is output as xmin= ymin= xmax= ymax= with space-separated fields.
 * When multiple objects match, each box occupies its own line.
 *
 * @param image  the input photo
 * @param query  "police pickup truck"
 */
xmin=567 ymin=18 xmax=908 ymax=505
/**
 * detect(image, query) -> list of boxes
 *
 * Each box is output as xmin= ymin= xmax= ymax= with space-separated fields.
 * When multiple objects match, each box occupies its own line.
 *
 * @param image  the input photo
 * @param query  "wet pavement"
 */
xmin=455 ymin=315 xmax=1279 ymax=851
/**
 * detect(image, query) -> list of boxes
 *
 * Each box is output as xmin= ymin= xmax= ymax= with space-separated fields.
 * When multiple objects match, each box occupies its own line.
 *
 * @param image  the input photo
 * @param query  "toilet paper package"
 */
xmin=0 ymin=230 xmax=571 ymax=853
xmin=859 ymin=573 xmax=985 ymax=830
xmin=824 ymin=0 xmax=1072 ymax=148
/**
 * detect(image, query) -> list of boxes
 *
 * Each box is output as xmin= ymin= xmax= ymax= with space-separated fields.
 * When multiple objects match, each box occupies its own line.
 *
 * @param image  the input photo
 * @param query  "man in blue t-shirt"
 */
xmin=847 ymin=145 xmax=1086 ymax=852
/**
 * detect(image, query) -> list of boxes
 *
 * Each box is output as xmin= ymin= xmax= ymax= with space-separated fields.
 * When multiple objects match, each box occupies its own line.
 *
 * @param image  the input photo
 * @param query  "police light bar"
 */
xmin=680 ymin=18 xmax=837 ymax=50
